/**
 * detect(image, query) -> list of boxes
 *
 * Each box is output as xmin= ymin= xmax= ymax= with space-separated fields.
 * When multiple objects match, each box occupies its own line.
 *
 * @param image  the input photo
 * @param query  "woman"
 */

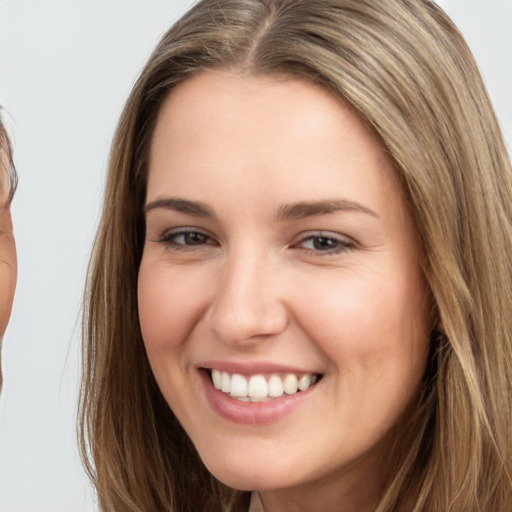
xmin=79 ymin=0 xmax=512 ymax=510
xmin=0 ymin=114 xmax=17 ymax=391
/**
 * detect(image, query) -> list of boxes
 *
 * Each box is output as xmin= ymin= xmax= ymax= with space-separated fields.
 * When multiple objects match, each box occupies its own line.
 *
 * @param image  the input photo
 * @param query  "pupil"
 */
xmin=314 ymin=237 xmax=336 ymax=250
xmin=186 ymin=232 xmax=205 ymax=244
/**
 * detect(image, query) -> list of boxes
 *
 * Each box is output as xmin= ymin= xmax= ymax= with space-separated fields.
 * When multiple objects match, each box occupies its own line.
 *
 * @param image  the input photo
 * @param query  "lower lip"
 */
xmin=200 ymin=370 xmax=317 ymax=425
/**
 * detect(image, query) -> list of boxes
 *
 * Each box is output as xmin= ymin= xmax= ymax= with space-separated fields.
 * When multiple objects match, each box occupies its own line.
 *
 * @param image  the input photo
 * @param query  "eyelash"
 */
xmin=295 ymin=233 xmax=355 ymax=255
xmin=155 ymin=229 xmax=355 ymax=255
xmin=156 ymin=228 xmax=216 ymax=250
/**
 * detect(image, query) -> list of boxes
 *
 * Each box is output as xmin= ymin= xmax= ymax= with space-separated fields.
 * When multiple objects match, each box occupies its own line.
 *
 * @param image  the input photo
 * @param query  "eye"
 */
xmin=295 ymin=232 xmax=355 ymax=255
xmin=156 ymin=229 xmax=216 ymax=249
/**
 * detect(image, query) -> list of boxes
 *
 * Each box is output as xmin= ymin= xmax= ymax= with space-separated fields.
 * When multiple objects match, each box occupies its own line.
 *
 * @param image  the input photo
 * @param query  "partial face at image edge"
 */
xmin=0 ymin=129 xmax=17 ymax=389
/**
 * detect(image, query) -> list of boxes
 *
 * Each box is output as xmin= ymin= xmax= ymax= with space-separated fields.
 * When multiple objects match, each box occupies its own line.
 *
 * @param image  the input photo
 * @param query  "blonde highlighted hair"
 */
xmin=80 ymin=1 xmax=512 ymax=510
xmin=0 ymin=112 xmax=17 ymax=205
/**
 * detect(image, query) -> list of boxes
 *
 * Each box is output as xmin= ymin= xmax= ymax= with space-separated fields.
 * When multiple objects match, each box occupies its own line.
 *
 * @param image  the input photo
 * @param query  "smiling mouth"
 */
xmin=208 ymin=369 xmax=321 ymax=402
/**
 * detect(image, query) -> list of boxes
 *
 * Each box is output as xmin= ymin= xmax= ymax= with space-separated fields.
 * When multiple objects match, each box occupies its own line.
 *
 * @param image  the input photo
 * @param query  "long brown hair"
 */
xmin=80 ymin=1 xmax=512 ymax=510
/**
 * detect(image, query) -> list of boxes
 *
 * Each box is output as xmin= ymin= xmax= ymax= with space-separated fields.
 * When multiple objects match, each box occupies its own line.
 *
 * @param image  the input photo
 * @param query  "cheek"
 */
xmin=137 ymin=262 xmax=210 ymax=357
xmin=297 ymin=276 xmax=430 ymax=441
xmin=294 ymin=268 xmax=430 ymax=387
xmin=0 ymin=235 xmax=17 ymax=337
xmin=0 ymin=269 xmax=16 ymax=336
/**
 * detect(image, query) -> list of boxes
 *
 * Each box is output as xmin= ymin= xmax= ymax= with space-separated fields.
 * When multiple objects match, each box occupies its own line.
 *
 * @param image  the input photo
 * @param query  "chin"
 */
xmin=211 ymin=469 xmax=283 ymax=492
xmin=200 ymin=450 xmax=293 ymax=492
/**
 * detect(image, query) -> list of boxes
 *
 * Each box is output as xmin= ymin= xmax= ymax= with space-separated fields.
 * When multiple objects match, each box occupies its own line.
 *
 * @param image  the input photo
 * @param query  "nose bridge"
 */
xmin=206 ymin=244 xmax=288 ymax=344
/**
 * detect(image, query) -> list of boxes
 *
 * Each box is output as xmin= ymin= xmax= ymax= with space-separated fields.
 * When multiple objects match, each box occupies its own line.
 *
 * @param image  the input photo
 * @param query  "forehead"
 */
xmin=147 ymin=70 xmax=416 ymax=242
xmin=149 ymin=70 xmax=400 ymax=196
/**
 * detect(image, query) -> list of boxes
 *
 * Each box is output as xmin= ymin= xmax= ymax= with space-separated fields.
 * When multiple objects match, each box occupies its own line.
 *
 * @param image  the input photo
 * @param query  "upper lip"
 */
xmin=198 ymin=360 xmax=322 ymax=376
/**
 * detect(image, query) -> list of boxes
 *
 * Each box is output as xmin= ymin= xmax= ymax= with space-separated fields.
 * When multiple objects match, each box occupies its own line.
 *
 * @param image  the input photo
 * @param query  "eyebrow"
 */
xmin=145 ymin=197 xmax=216 ymax=218
xmin=144 ymin=196 xmax=378 ymax=221
xmin=277 ymin=198 xmax=378 ymax=221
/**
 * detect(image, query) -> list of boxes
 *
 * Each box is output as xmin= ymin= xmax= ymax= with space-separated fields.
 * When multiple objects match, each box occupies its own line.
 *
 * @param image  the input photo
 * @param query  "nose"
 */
xmin=205 ymin=249 xmax=289 ymax=346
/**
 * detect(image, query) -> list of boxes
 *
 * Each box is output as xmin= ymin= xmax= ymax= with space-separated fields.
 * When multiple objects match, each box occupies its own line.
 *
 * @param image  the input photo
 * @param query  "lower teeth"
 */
xmin=234 ymin=396 xmax=274 ymax=402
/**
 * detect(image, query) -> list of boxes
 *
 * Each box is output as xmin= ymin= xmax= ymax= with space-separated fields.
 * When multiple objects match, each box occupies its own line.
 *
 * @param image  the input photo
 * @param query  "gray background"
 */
xmin=0 ymin=1 xmax=510 ymax=510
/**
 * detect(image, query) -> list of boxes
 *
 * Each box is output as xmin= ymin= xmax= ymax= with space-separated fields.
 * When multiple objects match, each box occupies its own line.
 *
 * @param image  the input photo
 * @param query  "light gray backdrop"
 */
xmin=0 ymin=1 xmax=510 ymax=511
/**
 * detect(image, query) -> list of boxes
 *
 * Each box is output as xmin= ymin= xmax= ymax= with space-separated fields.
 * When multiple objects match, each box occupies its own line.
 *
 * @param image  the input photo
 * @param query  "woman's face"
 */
xmin=0 ymin=147 xmax=16 ymax=388
xmin=138 ymin=70 xmax=431 ymax=505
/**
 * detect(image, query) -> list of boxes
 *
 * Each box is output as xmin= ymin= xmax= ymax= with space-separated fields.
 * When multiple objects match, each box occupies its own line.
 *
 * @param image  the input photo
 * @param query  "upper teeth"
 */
xmin=211 ymin=370 xmax=317 ymax=401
